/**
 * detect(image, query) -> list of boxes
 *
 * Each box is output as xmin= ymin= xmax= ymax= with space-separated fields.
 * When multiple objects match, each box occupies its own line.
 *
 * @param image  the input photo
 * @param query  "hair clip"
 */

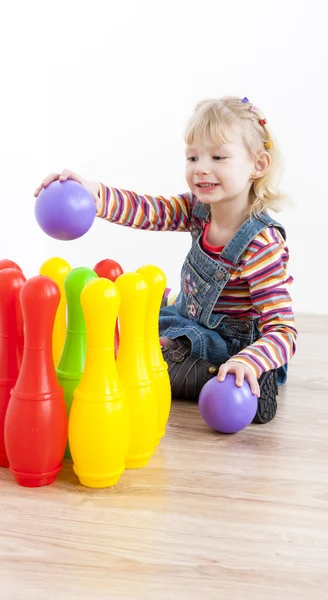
xmin=264 ymin=141 xmax=273 ymax=149
xmin=250 ymin=105 xmax=258 ymax=112
xmin=241 ymin=97 xmax=249 ymax=103
xmin=259 ymin=119 xmax=267 ymax=126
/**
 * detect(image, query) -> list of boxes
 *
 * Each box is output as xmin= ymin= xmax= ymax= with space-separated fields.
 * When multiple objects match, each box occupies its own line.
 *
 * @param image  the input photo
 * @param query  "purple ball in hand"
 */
xmin=198 ymin=373 xmax=258 ymax=434
xmin=34 ymin=180 xmax=96 ymax=241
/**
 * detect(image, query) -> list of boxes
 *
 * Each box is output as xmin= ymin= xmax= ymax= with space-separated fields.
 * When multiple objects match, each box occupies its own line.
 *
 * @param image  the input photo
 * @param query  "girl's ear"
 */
xmin=252 ymin=151 xmax=271 ymax=180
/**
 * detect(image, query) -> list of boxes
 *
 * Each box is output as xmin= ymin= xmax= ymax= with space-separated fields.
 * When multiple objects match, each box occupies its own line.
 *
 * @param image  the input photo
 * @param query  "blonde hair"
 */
xmin=184 ymin=96 xmax=287 ymax=215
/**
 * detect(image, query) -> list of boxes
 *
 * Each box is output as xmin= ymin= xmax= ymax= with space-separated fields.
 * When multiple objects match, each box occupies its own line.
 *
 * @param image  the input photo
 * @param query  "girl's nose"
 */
xmin=195 ymin=162 xmax=211 ymax=175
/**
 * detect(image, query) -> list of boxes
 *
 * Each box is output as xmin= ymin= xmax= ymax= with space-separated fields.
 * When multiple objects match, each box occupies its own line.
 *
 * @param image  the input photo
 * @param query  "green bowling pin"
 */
xmin=56 ymin=267 xmax=98 ymax=458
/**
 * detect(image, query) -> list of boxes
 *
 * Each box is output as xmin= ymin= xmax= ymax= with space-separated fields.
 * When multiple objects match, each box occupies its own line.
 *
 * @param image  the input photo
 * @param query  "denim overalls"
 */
xmin=159 ymin=201 xmax=288 ymax=386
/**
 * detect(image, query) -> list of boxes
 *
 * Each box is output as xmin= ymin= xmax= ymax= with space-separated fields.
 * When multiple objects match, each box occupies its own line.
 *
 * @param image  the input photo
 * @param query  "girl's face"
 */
xmin=185 ymin=131 xmax=255 ymax=208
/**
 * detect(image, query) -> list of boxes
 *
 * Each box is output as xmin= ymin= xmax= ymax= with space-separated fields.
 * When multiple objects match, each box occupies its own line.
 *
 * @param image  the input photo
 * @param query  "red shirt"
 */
xmin=201 ymin=221 xmax=224 ymax=256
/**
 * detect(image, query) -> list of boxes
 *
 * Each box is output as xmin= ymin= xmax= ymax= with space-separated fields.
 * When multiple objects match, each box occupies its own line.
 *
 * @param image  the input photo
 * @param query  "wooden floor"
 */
xmin=1 ymin=313 xmax=328 ymax=600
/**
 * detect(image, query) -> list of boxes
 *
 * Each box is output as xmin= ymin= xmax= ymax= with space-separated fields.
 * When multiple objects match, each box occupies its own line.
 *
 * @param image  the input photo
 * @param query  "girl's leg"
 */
xmin=161 ymin=336 xmax=219 ymax=401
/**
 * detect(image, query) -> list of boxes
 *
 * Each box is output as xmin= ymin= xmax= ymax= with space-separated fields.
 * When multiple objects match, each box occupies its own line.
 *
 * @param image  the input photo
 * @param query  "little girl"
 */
xmin=34 ymin=95 xmax=297 ymax=425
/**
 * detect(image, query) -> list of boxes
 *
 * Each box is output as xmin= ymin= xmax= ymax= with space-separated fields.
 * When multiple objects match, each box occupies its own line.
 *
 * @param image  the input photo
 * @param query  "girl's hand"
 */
xmin=34 ymin=169 xmax=101 ymax=211
xmin=217 ymin=360 xmax=260 ymax=397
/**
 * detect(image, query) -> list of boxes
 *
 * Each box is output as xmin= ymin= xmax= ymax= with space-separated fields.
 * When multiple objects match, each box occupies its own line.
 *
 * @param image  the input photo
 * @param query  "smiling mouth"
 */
xmin=196 ymin=183 xmax=220 ymax=189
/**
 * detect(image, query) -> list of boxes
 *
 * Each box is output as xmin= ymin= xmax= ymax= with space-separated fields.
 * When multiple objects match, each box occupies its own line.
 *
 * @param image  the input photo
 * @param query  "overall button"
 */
xmin=191 ymin=227 xmax=199 ymax=239
xmin=239 ymin=322 xmax=250 ymax=333
xmin=214 ymin=270 xmax=225 ymax=281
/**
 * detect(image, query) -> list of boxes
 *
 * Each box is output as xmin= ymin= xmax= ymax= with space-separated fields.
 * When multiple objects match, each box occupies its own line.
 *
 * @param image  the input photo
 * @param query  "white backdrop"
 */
xmin=1 ymin=0 xmax=327 ymax=314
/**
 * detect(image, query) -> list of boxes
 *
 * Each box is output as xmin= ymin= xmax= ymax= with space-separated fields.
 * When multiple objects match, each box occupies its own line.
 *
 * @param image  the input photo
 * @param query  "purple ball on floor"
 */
xmin=34 ymin=180 xmax=96 ymax=241
xmin=198 ymin=374 xmax=258 ymax=434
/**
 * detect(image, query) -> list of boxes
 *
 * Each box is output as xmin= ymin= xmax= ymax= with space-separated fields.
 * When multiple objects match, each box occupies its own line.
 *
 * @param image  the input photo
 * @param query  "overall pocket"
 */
xmin=180 ymin=259 xmax=211 ymax=321
xmin=225 ymin=337 xmax=242 ymax=357
xmin=218 ymin=320 xmax=254 ymax=358
xmin=181 ymin=259 xmax=210 ymax=297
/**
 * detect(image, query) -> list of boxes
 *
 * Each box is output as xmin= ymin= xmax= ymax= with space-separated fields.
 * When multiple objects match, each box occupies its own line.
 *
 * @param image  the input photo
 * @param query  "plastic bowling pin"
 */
xmin=115 ymin=272 xmax=158 ymax=469
xmin=68 ymin=278 xmax=129 ymax=488
xmin=0 ymin=259 xmax=23 ymax=273
xmin=93 ymin=259 xmax=123 ymax=357
xmin=56 ymin=267 xmax=98 ymax=458
xmin=4 ymin=276 xmax=68 ymax=487
xmin=0 ymin=268 xmax=26 ymax=467
xmin=39 ymin=257 xmax=71 ymax=367
xmin=137 ymin=265 xmax=171 ymax=443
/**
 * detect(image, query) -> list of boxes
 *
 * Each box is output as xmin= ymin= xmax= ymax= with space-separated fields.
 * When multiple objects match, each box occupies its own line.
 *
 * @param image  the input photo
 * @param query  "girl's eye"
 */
xmin=187 ymin=157 xmax=197 ymax=162
xmin=213 ymin=156 xmax=225 ymax=160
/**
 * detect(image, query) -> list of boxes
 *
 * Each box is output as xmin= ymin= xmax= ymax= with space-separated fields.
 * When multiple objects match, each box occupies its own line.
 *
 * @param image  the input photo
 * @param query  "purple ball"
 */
xmin=34 ymin=180 xmax=96 ymax=241
xmin=198 ymin=373 xmax=257 ymax=434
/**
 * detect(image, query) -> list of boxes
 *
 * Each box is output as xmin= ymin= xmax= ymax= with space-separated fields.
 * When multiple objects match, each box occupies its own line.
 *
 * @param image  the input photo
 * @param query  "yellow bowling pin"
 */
xmin=137 ymin=265 xmax=171 ymax=443
xmin=39 ymin=257 xmax=71 ymax=366
xmin=115 ymin=272 xmax=158 ymax=469
xmin=68 ymin=278 xmax=129 ymax=488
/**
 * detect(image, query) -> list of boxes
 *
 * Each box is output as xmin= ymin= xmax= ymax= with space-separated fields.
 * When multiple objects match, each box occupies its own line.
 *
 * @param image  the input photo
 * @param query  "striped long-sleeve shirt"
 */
xmin=96 ymin=184 xmax=297 ymax=377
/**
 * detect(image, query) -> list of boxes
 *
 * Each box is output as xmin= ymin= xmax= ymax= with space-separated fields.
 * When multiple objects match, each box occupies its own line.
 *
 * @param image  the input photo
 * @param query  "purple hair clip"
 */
xmin=241 ymin=97 xmax=249 ymax=103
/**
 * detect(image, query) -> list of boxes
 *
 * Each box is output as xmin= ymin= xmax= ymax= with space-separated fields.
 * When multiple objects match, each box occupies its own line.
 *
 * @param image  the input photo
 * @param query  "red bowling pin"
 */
xmin=0 ymin=268 xmax=26 ymax=467
xmin=4 ymin=276 xmax=68 ymax=487
xmin=0 ymin=259 xmax=23 ymax=273
xmin=93 ymin=259 xmax=123 ymax=357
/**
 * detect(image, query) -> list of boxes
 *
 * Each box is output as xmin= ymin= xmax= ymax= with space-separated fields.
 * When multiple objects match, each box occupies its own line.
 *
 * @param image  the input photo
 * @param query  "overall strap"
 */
xmin=221 ymin=211 xmax=286 ymax=265
xmin=191 ymin=200 xmax=211 ymax=222
xmin=190 ymin=200 xmax=286 ymax=266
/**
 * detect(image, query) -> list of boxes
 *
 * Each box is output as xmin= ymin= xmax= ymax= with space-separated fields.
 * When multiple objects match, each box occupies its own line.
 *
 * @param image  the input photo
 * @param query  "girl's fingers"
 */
xmin=33 ymin=184 xmax=43 ymax=197
xmin=217 ymin=361 xmax=261 ymax=398
xmin=42 ymin=172 xmax=61 ymax=186
xmin=59 ymin=169 xmax=85 ymax=185
xmin=34 ymin=169 xmax=86 ymax=198
xmin=34 ymin=172 xmax=60 ymax=196
xmin=244 ymin=371 xmax=260 ymax=397
xmin=217 ymin=363 xmax=228 ymax=382
xmin=234 ymin=366 xmax=245 ymax=388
